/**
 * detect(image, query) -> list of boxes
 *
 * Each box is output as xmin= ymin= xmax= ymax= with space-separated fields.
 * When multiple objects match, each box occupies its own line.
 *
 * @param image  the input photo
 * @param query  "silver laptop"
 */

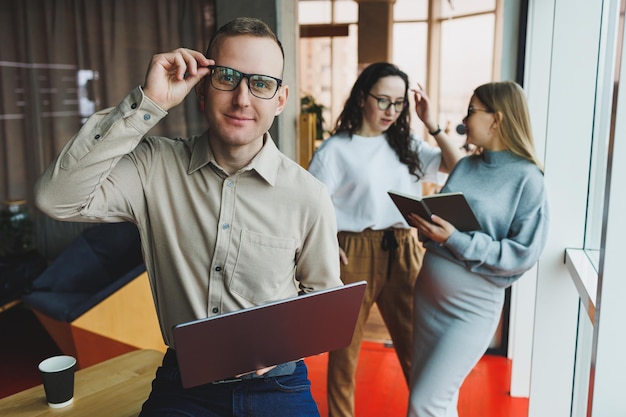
xmin=172 ymin=281 xmax=367 ymax=388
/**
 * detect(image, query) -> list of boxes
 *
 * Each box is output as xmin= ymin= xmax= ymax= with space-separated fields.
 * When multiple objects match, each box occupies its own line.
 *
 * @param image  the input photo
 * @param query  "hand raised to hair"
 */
xmin=142 ymin=48 xmax=213 ymax=111
xmin=412 ymin=84 xmax=438 ymax=133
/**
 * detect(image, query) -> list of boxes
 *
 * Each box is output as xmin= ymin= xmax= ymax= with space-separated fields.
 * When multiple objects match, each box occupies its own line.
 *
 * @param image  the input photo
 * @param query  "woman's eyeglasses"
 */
xmin=209 ymin=65 xmax=282 ymax=99
xmin=368 ymin=93 xmax=407 ymax=112
xmin=466 ymin=105 xmax=492 ymax=118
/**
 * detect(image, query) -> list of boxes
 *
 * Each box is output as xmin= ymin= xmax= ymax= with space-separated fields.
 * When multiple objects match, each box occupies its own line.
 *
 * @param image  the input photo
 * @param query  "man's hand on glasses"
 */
xmin=143 ymin=48 xmax=214 ymax=111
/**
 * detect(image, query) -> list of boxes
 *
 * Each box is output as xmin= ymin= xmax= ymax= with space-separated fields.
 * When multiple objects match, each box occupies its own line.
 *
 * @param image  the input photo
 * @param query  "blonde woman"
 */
xmin=407 ymin=81 xmax=549 ymax=417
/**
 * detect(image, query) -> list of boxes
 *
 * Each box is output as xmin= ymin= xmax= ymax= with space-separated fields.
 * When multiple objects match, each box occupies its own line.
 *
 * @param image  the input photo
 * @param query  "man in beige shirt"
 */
xmin=35 ymin=17 xmax=341 ymax=417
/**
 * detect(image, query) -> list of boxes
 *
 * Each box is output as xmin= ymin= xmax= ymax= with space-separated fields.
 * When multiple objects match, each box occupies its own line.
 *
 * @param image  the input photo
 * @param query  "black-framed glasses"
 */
xmin=466 ymin=105 xmax=492 ymax=118
xmin=209 ymin=65 xmax=283 ymax=99
xmin=368 ymin=93 xmax=407 ymax=112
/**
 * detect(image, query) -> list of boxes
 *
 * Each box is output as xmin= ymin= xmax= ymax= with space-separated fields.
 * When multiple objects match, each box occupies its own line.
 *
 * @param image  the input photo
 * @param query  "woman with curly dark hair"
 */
xmin=308 ymin=62 xmax=463 ymax=417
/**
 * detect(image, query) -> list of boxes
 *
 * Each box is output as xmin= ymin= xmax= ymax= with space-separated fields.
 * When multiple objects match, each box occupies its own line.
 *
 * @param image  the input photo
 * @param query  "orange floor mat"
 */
xmin=305 ymin=341 xmax=529 ymax=417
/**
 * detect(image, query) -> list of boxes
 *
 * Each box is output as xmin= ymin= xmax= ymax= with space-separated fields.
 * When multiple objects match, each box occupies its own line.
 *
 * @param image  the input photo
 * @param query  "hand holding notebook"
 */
xmin=388 ymin=190 xmax=481 ymax=232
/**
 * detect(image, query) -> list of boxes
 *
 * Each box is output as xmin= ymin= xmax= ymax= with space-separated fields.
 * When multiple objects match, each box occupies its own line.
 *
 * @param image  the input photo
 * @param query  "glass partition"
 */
xmin=568 ymin=1 xmax=624 ymax=415
xmin=584 ymin=1 xmax=624 ymax=271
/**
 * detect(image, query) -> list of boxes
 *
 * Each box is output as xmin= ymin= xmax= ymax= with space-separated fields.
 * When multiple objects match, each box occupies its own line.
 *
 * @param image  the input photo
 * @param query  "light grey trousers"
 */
xmin=408 ymin=252 xmax=505 ymax=417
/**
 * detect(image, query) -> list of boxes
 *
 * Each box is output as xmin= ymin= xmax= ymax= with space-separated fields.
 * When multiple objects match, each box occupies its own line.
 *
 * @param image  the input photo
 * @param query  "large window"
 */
xmin=392 ymin=0 xmax=498 ymax=145
xmin=298 ymin=0 xmax=358 ymax=137
xmin=568 ymin=2 xmax=624 ymax=414
xmin=298 ymin=0 xmax=500 ymax=148
xmin=584 ymin=1 xmax=625 ymax=269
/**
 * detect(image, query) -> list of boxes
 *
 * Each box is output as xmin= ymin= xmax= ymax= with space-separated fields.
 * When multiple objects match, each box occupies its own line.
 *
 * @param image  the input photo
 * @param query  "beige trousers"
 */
xmin=327 ymin=228 xmax=423 ymax=417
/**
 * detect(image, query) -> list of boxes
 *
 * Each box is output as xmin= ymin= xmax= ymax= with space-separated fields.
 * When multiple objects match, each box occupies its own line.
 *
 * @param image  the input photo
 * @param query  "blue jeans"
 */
xmin=138 ymin=350 xmax=320 ymax=417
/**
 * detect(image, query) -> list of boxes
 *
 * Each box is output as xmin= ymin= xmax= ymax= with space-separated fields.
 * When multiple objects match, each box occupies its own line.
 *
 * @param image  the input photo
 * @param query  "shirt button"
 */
xmin=131 ymin=103 xmax=137 ymax=109
xmin=212 ymin=307 xmax=219 ymax=314
xmin=226 ymin=181 xmax=234 ymax=187
xmin=222 ymin=224 xmax=229 ymax=230
xmin=143 ymin=113 xmax=151 ymax=120
xmin=94 ymin=134 xmax=101 ymax=140
xmin=215 ymin=266 xmax=222 ymax=272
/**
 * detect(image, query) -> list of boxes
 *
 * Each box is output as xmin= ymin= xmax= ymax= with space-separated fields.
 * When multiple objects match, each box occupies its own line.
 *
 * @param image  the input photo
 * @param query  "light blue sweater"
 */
xmin=424 ymin=149 xmax=549 ymax=288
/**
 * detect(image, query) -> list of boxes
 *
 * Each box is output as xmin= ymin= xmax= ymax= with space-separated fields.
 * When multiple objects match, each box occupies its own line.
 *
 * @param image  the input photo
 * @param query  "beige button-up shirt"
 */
xmin=35 ymin=87 xmax=342 ymax=347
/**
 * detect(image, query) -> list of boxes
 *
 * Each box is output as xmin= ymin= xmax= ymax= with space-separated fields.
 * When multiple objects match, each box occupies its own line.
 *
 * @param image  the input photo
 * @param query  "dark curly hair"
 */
xmin=333 ymin=62 xmax=422 ymax=179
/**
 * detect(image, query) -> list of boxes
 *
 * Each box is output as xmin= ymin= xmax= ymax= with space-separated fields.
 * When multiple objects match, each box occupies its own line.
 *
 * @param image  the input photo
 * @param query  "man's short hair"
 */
xmin=205 ymin=17 xmax=285 ymax=64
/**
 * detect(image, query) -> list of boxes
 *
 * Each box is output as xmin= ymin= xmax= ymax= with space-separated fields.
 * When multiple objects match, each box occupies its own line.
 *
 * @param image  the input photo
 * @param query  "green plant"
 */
xmin=301 ymin=95 xmax=327 ymax=140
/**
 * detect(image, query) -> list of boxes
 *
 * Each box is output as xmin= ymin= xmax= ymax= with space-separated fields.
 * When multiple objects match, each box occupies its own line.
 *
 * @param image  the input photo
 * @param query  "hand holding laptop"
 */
xmin=236 ymin=365 xmax=277 ymax=378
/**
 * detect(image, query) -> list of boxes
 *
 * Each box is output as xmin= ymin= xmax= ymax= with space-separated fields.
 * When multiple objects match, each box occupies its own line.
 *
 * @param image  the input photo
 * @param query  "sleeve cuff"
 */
xmin=119 ymin=86 xmax=168 ymax=132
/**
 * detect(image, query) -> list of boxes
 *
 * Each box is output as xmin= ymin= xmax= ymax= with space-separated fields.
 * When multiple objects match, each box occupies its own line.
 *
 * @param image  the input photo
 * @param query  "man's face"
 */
xmin=197 ymin=35 xmax=288 ymax=148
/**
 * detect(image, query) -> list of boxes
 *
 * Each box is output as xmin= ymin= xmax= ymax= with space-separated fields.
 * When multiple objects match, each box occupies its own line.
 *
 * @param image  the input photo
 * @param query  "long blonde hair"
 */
xmin=474 ymin=81 xmax=543 ymax=171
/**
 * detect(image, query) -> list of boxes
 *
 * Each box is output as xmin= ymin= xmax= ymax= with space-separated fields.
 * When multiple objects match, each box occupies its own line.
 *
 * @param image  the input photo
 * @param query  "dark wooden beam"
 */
xmin=300 ymin=24 xmax=350 ymax=38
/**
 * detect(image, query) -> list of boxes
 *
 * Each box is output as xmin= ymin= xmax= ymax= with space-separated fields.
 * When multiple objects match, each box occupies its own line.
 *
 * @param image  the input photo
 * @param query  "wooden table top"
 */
xmin=0 ymin=349 xmax=163 ymax=417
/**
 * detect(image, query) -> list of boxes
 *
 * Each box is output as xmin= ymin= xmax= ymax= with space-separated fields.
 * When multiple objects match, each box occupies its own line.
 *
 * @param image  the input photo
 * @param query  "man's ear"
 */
xmin=195 ymin=79 xmax=206 ymax=111
xmin=274 ymin=84 xmax=289 ymax=116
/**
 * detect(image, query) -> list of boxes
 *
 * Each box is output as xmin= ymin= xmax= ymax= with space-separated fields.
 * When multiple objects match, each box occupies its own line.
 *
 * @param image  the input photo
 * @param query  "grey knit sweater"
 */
xmin=424 ymin=149 xmax=550 ymax=288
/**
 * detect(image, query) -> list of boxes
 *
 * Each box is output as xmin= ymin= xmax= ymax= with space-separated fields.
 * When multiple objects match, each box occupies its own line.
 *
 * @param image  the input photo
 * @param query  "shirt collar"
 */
xmin=188 ymin=131 xmax=280 ymax=186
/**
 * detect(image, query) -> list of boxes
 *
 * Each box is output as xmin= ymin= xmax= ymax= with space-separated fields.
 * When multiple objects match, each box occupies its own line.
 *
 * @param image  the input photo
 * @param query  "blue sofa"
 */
xmin=22 ymin=222 xmax=145 ymax=322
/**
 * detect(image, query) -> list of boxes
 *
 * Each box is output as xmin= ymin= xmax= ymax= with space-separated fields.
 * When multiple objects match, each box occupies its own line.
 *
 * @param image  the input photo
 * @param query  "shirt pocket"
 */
xmin=229 ymin=229 xmax=298 ymax=304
